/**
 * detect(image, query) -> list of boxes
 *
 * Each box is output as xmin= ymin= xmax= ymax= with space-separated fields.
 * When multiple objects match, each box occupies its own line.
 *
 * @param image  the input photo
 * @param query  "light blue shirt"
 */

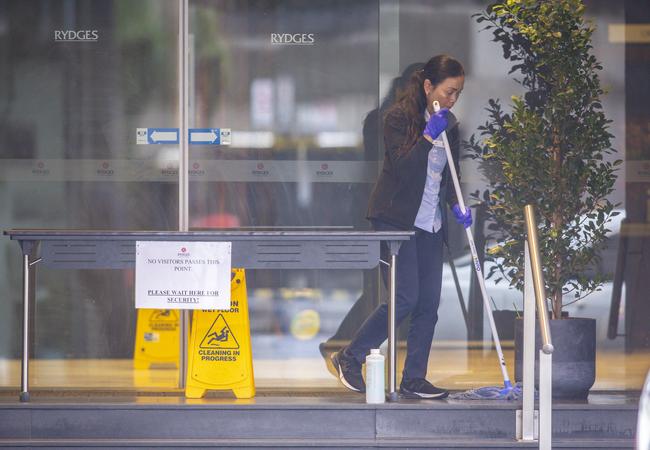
xmin=414 ymin=110 xmax=447 ymax=233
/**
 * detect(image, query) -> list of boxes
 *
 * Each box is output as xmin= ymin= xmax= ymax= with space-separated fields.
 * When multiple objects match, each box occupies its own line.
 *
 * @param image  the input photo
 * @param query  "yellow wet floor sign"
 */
xmin=133 ymin=309 xmax=180 ymax=369
xmin=185 ymin=268 xmax=255 ymax=399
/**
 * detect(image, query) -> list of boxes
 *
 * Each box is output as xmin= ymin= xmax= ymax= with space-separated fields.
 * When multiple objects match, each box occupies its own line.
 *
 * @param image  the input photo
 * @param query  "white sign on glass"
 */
xmin=135 ymin=241 xmax=231 ymax=310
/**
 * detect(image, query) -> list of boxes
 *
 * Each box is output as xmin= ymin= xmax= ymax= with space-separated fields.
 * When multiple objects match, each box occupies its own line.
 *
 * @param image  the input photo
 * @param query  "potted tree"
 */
xmin=468 ymin=0 xmax=621 ymax=398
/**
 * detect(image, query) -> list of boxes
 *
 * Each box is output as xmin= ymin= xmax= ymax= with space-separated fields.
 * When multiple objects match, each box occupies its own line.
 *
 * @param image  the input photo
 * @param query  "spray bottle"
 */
xmin=365 ymin=349 xmax=385 ymax=404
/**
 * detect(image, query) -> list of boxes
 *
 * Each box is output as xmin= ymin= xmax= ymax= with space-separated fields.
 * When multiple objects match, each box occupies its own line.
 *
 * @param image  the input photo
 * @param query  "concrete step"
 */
xmin=0 ymin=392 xmax=638 ymax=448
xmin=0 ymin=438 xmax=635 ymax=448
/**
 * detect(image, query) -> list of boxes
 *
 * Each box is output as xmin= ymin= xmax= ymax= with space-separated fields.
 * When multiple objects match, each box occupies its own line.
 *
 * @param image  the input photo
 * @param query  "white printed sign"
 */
xmin=135 ymin=241 xmax=231 ymax=310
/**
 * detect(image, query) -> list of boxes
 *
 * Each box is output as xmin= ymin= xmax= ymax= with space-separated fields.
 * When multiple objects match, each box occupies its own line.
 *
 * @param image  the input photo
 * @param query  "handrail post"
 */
xmin=518 ymin=242 xmax=536 ymax=441
xmin=539 ymin=349 xmax=552 ymax=450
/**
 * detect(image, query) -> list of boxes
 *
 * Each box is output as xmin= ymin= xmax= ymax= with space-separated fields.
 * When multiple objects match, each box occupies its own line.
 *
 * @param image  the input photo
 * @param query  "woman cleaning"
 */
xmin=331 ymin=54 xmax=471 ymax=399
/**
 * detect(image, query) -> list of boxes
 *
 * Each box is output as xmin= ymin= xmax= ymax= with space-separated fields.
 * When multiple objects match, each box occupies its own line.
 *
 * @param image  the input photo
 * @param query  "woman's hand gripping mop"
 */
xmin=433 ymin=101 xmax=521 ymax=400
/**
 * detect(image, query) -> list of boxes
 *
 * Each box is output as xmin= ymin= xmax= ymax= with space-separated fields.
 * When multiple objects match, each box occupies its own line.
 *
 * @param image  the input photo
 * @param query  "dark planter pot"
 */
xmin=492 ymin=310 xmax=518 ymax=340
xmin=514 ymin=317 xmax=596 ymax=399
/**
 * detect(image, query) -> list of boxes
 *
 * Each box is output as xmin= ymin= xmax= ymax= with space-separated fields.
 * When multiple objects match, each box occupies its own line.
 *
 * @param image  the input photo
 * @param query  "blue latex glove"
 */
xmin=452 ymin=204 xmax=472 ymax=229
xmin=423 ymin=108 xmax=449 ymax=140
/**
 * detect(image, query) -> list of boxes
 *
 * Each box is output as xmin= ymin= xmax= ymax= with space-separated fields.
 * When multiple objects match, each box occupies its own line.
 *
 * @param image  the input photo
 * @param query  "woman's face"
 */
xmin=424 ymin=75 xmax=464 ymax=112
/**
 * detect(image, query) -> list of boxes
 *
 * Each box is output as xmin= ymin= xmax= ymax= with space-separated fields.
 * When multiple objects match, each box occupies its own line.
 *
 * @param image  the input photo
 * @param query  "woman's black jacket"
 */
xmin=367 ymin=108 xmax=461 ymax=241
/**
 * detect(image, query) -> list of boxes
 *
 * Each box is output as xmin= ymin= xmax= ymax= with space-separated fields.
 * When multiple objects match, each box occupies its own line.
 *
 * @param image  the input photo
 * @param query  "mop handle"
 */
xmin=433 ymin=101 xmax=512 ymax=386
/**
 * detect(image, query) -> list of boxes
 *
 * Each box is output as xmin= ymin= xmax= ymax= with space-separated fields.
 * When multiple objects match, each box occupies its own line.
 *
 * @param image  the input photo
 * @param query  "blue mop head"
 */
xmin=450 ymin=381 xmax=527 ymax=400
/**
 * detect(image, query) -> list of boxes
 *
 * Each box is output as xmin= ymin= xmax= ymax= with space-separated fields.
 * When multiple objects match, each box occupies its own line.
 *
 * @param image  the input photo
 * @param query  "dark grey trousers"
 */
xmin=346 ymin=219 xmax=444 ymax=380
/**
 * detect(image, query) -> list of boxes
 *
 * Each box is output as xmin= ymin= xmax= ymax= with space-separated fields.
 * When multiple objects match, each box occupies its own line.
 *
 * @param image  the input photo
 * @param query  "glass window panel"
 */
xmin=0 ymin=0 xmax=179 ymax=387
xmin=0 ymin=0 xmax=647 ymax=393
xmin=188 ymin=0 xmax=380 ymax=387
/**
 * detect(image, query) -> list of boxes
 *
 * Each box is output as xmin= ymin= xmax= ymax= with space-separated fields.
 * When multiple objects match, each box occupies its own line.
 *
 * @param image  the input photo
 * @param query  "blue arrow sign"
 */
xmin=136 ymin=128 xmax=231 ymax=145
xmin=147 ymin=128 xmax=179 ymax=144
xmin=189 ymin=128 xmax=222 ymax=145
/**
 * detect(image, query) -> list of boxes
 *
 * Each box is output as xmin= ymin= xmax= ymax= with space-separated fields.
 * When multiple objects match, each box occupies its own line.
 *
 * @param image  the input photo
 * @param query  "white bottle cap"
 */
xmin=370 ymin=348 xmax=380 ymax=354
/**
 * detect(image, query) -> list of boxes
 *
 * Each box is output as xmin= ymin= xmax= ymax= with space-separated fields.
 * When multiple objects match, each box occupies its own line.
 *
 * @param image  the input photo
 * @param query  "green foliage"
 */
xmin=467 ymin=0 xmax=621 ymax=317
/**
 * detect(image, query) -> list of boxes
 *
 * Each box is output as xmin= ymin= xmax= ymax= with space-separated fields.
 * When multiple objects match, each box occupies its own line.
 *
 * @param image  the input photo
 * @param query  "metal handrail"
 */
xmin=519 ymin=204 xmax=554 ymax=450
xmin=524 ymin=205 xmax=554 ymax=354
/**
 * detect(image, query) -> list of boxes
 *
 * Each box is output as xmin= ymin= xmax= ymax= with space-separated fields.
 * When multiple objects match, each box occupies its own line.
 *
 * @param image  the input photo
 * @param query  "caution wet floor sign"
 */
xmin=199 ymin=314 xmax=240 ymax=351
xmin=185 ymin=268 xmax=254 ymax=399
xmin=133 ymin=309 xmax=180 ymax=369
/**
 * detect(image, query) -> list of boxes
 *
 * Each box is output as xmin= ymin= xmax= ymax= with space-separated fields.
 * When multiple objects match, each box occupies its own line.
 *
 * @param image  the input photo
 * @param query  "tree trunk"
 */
xmin=551 ymin=131 xmax=563 ymax=318
xmin=553 ymin=289 xmax=562 ymax=319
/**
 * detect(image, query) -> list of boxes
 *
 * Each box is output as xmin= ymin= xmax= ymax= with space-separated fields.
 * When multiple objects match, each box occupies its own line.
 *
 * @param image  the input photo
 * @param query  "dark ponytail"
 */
xmin=385 ymin=54 xmax=464 ymax=155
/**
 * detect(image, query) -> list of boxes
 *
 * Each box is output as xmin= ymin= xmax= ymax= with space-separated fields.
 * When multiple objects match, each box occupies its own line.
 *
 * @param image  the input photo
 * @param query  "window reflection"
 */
xmin=0 ymin=0 xmax=647 ymax=391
